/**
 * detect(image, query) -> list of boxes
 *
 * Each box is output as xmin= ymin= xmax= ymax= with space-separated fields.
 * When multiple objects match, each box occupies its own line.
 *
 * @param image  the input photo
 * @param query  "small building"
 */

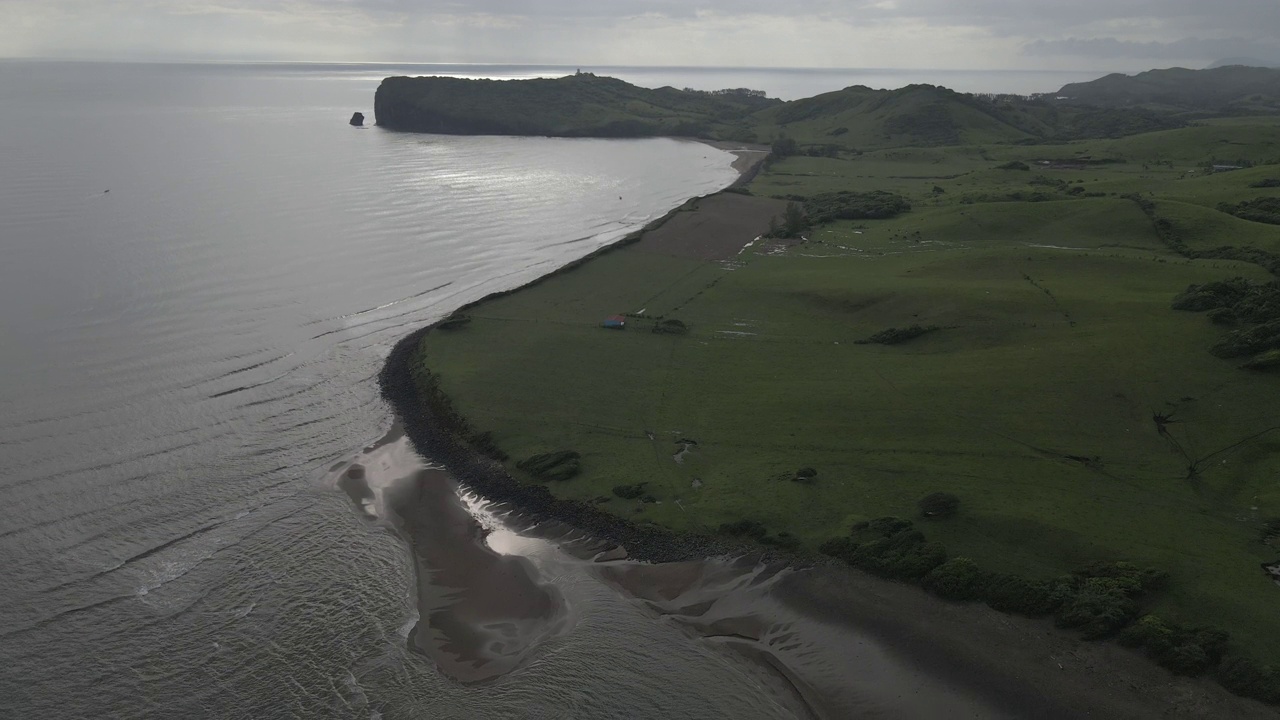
xmin=602 ymin=314 xmax=627 ymax=330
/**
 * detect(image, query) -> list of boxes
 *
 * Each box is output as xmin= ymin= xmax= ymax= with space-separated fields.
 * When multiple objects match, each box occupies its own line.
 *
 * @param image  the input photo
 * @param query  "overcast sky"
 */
xmin=2 ymin=1 xmax=1278 ymax=70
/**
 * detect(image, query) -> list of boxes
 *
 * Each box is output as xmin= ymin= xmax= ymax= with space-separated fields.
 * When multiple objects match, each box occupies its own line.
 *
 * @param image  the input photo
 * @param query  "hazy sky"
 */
xmin=2 ymin=0 xmax=1278 ymax=70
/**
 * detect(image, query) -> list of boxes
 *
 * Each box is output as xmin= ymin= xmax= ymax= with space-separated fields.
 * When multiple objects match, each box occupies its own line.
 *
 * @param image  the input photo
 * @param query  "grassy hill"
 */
xmin=407 ymin=109 xmax=1280 ymax=701
xmin=1056 ymin=66 xmax=1280 ymax=115
xmin=375 ymin=74 xmax=1192 ymax=150
xmin=374 ymin=72 xmax=778 ymax=137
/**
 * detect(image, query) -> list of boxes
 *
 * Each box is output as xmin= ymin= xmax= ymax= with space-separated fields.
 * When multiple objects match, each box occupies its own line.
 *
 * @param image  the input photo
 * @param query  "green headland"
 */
xmin=384 ymin=67 xmax=1280 ymax=703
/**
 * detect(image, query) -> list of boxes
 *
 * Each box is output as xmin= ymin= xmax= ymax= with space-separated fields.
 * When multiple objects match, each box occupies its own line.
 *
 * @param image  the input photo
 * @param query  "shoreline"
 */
xmin=375 ymin=146 xmax=1280 ymax=718
xmin=377 ymin=146 xmax=771 ymax=562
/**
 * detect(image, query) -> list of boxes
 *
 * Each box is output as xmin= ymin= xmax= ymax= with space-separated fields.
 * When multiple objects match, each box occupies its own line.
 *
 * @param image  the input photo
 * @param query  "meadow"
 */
xmin=411 ymin=119 xmax=1280 ymax=672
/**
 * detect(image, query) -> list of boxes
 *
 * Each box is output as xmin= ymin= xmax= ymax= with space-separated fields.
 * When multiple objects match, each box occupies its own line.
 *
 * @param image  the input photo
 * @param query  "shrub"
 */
xmin=720 ymin=519 xmax=768 ymax=539
xmin=1053 ymin=576 xmax=1140 ymax=639
xmin=803 ymin=190 xmax=911 ymax=224
xmin=1243 ymin=349 xmax=1280 ymax=371
xmin=468 ymin=430 xmax=508 ymax=461
xmin=923 ymin=558 xmax=987 ymax=600
xmin=1074 ymin=561 xmax=1169 ymax=593
xmin=984 ymin=574 xmax=1060 ymax=616
xmin=855 ymin=325 xmax=939 ymax=345
xmin=918 ymin=491 xmax=960 ymax=519
xmin=760 ymin=532 xmax=802 ymax=551
xmin=997 ymin=161 xmax=1030 ymax=171
xmin=864 ymin=516 xmax=914 ymax=537
xmin=1171 ymin=278 xmax=1253 ymax=312
xmin=1208 ymin=307 xmax=1238 ymax=325
xmin=653 ymin=318 xmax=689 ymax=335
xmin=1220 ymin=196 xmax=1280 ymax=225
xmin=516 ymin=450 xmax=580 ymax=481
xmin=1117 ymin=614 xmax=1228 ymax=675
xmin=1217 ymin=656 xmax=1280 ymax=703
xmin=437 ymin=313 xmax=472 ymax=330
xmin=1210 ymin=319 xmax=1280 ymax=358
xmin=819 ymin=536 xmax=859 ymax=562
xmin=850 ymin=529 xmax=947 ymax=580
xmin=1262 ymin=517 xmax=1280 ymax=542
xmin=611 ymin=482 xmax=647 ymax=499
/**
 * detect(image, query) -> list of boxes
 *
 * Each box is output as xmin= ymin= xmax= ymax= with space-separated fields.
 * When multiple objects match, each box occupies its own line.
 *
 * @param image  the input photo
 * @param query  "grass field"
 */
xmin=412 ymin=119 xmax=1280 ymax=666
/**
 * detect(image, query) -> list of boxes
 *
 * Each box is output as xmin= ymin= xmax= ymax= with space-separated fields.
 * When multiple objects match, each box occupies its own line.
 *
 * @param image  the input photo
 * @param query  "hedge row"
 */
xmin=819 ymin=517 xmax=1280 ymax=704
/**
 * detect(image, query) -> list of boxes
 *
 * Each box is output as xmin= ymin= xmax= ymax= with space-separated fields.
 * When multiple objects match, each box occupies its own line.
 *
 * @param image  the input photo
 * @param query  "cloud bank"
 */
xmin=1 ymin=0 xmax=1276 ymax=70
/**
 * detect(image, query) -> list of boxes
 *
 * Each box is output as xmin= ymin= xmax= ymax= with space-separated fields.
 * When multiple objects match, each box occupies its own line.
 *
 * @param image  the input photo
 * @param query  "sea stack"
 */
xmin=349 ymin=112 xmax=365 ymax=127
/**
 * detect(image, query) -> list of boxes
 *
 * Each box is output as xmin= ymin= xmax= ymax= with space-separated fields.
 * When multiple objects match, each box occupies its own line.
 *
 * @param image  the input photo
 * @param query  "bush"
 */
xmin=819 ymin=536 xmax=859 ymax=562
xmin=864 ymin=516 xmax=914 ymax=536
xmin=437 ymin=313 xmax=472 ymax=330
xmin=760 ymin=531 xmax=802 ymax=551
xmin=1074 ymin=560 xmax=1170 ymax=593
xmin=1261 ymin=517 xmax=1280 ymax=542
xmin=855 ymin=325 xmax=939 ymax=345
xmin=1208 ymin=307 xmax=1238 ymax=325
xmin=1210 ymin=319 xmax=1280 ymax=358
xmin=1171 ymin=277 xmax=1252 ymax=312
xmin=1117 ymin=615 xmax=1229 ymax=675
xmin=802 ymin=190 xmax=911 ymax=224
xmin=1220 ymin=196 xmax=1280 ymax=225
xmin=653 ymin=318 xmax=689 ymax=335
xmin=1053 ymin=576 xmax=1140 ymax=639
xmin=516 ymin=450 xmax=580 ymax=481
xmin=720 ymin=519 xmax=768 ymax=539
xmin=1242 ymin=349 xmax=1280 ymax=371
xmin=923 ymin=558 xmax=987 ymax=600
xmin=849 ymin=529 xmax=947 ymax=580
xmin=997 ymin=161 xmax=1030 ymax=171
xmin=1217 ymin=656 xmax=1280 ymax=703
xmin=793 ymin=467 xmax=818 ymax=483
xmin=918 ymin=491 xmax=960 ymax=519
xmin=984 ymin=574 xmax=1060 ymax=616
xmin=468 ymin=430 xmax=508 ymax=461
xmin=611 ymin=482 xmax=647 ymax=499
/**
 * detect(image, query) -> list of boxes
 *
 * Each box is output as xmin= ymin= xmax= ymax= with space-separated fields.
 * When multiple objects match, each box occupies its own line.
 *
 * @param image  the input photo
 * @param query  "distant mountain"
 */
xmin=747 ymin=83 xmax=1183 ymax=147
xmin=1054 ymin=66 xmax=1280 ymax=114
xmin=1207 ymin=58 xmax=1280 ymax=69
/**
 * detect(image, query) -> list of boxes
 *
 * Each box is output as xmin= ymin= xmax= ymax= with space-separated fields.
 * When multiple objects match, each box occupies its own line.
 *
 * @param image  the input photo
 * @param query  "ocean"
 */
xmin=0 ymin=61 xmax=1078 ymax=718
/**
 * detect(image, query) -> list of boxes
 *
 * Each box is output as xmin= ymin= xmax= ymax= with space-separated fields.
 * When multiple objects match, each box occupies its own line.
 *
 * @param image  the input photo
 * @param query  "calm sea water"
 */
xmin=0 ymin=61 xmax=1060 ymax=718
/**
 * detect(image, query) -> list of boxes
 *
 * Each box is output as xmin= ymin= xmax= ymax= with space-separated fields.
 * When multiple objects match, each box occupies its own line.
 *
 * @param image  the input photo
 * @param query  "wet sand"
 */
xmin=333 ymin=429 xmax=569 ymax=683
xmin=335 ymin=426 xmax=1279 ymax=717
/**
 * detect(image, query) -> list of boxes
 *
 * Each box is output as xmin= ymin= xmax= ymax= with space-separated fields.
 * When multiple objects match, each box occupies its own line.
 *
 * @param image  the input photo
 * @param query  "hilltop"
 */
xmin=374 ymin=72 xmax=778 ymax=138
xmin=373 ymin=71 xmax=1230 ymax=152
xmin=1055 ymin=66 xmax=1280 ymax=114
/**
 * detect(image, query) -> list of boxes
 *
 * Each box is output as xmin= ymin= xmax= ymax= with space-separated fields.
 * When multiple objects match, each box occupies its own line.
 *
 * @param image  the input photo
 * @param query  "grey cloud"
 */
xmin=1024 ymin=36 xmax=1280 ymax=63
xmin=4 ymin=0 xmax=1280 ymax=68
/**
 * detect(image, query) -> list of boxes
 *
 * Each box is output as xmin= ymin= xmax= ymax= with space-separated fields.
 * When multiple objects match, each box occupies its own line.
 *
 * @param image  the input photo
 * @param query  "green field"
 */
xmin=411 ymin=120 xmax=1280 ymax=670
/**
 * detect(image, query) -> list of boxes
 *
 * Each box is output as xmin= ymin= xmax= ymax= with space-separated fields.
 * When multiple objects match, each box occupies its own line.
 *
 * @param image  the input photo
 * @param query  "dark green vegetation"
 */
xmin=374 ymin=72 xmax=777 ymax=137
xmin=1220 ymin=197 xmax=1280 ymax=226
xmin=1055 ymin=66 xmax=1280 ymax=114
xmin=401 ymin=69 xmax=1280 ymax=702
xmin=375 ymin=66 xmax=1280 ymax=149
